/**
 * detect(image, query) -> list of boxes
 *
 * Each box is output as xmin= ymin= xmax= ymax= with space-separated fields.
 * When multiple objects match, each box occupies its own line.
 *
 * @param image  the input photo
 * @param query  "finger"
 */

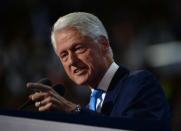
xmin=30 ymin=92 xmax=49 ymax=101
xmin=39 ymin=97 xmax=61 ymax=111
xmin=39 ymin=103 xmax=53 ymax=111
xmin=40 ymin=96 xmax=53 ymax=105
xmin=48 ymin=90 xmax=64 ymax=100
xmin=39 ymin=96 xmax=60 ymax=108
xmin=39 ymin=94 xmax=64 ymax=110
xmin=27 ymin=82 xmax=52 ymax=92
xmin=47 ymin=91 xmax=67 ymax=106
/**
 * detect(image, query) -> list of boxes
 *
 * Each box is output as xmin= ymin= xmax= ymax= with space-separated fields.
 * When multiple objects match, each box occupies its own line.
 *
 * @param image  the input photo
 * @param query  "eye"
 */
xmin=74 ymin=45 xmax=86 ymax=53
xmin=60 ymin=52 xmax=68 ymax=61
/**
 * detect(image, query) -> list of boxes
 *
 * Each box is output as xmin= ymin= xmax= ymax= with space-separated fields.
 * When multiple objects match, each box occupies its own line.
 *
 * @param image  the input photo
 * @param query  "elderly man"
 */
xmin=27 ymin=12 xmax=170 ymax=120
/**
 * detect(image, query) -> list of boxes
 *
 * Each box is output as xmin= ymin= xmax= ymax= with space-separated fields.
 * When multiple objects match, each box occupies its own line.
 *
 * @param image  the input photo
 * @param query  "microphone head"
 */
xmin=53 ymin=84 xmax=65 ymax=96
xmin=38 ymin=78 xmax=65 ymax=96
xmin=38 ymin=78 xmax=52 ymax=86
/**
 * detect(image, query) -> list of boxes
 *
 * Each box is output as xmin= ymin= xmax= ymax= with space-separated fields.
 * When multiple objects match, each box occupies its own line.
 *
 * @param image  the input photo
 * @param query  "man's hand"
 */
xmin=27 ymin=82 xmax=77 ymax=112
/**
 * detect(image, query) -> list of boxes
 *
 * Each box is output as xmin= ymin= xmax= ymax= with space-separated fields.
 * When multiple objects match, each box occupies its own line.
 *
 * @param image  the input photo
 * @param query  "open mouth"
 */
xmin=73 ymin=67 xmax=87 ymax=75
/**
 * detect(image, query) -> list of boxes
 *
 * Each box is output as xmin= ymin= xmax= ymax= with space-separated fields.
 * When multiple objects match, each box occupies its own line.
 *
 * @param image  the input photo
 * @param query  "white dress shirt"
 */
xmin=91 ymin=62 xmax=119 ymax=112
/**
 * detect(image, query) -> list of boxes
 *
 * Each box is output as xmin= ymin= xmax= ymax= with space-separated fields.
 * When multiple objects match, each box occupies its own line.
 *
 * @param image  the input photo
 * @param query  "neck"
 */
xmin=88 ymin=60 xmax=114 ymax=89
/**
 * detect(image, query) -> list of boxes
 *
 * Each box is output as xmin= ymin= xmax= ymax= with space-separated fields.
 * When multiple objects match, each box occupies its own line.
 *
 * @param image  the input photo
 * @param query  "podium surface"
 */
xmin=0 ymin=114 xmax=125 ymax=131
xmin=0 ymin=109 xmax=169 ymax=131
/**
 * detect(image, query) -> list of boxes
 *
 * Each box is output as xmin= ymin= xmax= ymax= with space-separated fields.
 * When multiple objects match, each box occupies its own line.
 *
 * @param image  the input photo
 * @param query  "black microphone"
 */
xmin=53 ymin=84 xmax=65 ymax=96
xmin=37 ymin=78 xmax=65 ymax=96
xmin=38 ymin=78 xmax=52 ymax=86
xmin=18 ymin=78 xmax=65 ymax=110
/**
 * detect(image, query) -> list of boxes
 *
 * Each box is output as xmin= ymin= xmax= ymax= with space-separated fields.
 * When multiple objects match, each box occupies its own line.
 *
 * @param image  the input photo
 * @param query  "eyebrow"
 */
xmin=59 ymin=42 xmax=83 ymax=55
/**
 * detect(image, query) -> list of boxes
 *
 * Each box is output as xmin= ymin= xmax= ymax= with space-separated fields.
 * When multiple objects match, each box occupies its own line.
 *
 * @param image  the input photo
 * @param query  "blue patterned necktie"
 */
xmin=89 ymin=89 xmax=103 ymax=111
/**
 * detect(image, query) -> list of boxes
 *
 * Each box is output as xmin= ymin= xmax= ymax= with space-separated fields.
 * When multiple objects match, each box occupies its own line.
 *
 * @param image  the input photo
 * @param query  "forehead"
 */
xmin=54 ymin=27 xmax=83 ymax=43
xmin=54 ymin=27 xmax=95 ymax=52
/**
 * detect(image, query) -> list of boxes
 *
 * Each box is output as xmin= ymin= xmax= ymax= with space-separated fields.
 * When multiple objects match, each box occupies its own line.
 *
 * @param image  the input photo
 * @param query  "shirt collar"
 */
xmin=91 ymin=62 xmax=119 ymax=92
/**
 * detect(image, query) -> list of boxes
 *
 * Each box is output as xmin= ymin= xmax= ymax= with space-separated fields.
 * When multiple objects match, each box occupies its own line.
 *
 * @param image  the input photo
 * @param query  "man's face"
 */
xmin=54 ymin=27 xmax=109 ymax=87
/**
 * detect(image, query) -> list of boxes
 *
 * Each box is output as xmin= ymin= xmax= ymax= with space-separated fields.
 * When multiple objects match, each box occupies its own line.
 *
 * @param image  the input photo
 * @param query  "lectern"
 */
xmin=0 ymin=109 xmax=169 ymax=131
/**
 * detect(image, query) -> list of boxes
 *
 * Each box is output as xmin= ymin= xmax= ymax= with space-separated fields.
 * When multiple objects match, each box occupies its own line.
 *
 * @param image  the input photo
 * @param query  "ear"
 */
xmin=97 ymin=35 xmax=110 ymax=51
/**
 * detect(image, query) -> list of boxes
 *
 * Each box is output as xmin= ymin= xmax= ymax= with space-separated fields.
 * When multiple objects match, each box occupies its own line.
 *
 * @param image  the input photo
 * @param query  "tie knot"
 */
xmin=89 ymin=89 xmax=103 ymax=111
xmin=91 ymin=89 xmax=103 ymax=98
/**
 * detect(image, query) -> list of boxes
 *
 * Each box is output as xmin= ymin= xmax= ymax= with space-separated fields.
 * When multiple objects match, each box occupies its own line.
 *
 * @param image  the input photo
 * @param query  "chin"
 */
xmin=73 ymin=78 xmax=89 ymax=86
xmin=74 ymin=80 xmax=87 ymax=86
xmin=71 ymin=74 xmax=89 ymax=85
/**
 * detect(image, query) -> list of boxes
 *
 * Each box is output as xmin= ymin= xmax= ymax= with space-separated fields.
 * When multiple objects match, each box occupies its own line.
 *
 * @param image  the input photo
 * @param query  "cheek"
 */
xmin=62 ymin=64 xmax=71 ymax=75
xmin=83 ymin=55 xmax=99 ymax=73
xmin=64 ymin=67 xmax=69 ymax=74
xmin=86 ymin=51 xmax=101 ymax=64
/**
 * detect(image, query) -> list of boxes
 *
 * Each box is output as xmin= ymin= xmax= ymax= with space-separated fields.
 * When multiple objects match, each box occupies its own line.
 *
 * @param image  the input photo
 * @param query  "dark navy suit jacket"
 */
xmin=84 ymin=66 xmax=170 ymax=121
xmin=24 ymin=65 xmax=170 ymax=122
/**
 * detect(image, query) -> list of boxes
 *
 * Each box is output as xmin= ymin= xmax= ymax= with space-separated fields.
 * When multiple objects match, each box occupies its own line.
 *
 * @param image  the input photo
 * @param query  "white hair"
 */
xmin=51 ymin=12 xmax=113 ymax=58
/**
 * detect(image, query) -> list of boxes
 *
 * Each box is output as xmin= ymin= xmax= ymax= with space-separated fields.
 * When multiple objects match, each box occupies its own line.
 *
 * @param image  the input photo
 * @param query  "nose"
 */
xmin=68 ymin=52 xmax=79 ymax=66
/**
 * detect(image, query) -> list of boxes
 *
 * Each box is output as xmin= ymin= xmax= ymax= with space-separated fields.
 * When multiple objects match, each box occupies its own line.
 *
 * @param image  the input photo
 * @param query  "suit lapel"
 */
xmin=101 ymin=66 xmax=129 ymax=115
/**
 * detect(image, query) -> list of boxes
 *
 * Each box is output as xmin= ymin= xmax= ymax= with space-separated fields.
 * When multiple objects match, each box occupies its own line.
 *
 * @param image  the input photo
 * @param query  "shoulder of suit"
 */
xmin=129 ymin=69 xmax=154 ymax=78
xmin=125 ymin=69 xmax=158 ymax=84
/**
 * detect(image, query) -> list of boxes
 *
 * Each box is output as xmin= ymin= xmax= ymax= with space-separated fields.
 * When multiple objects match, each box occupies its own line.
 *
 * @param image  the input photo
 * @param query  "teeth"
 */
xmin=74 ymin=67 xmax=85 ymax=74
xmin=75 ymin=69 xmax=80 ymax=73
